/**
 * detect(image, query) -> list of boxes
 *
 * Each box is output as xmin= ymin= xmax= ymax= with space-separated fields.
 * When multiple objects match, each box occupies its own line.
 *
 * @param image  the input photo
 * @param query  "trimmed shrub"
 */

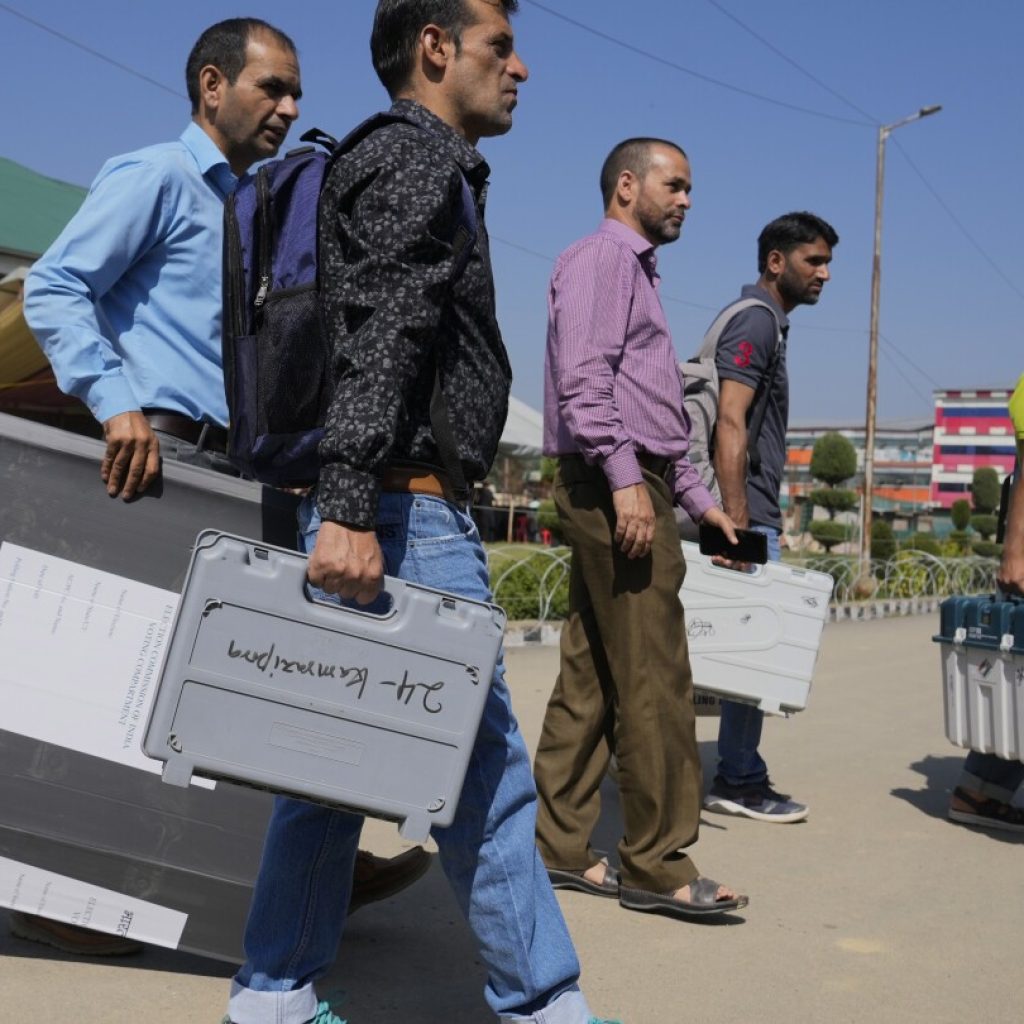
xmin=948 ymin=529 xmax=973 ymax=553
xmin=810 ymin=432 xmax=857 ymax=484
xmin=870 ymin=519 xmax=896 ymax=560
xmin=809 ymin=519 xmax=850 ymax=552
xmin=808 ymin=487 xmax=857 ymax=519
xmin=972 ymin=466 xmax=1001 ymax=514
xmin=972 ymin=540 xmax=1003 ymax=559
xmin=902 ymin=532 xmax=941 ymax=556
xmin=950 ymin=499 xmax=972 ymax=531
xmin=970 ymin=513 xmax=998 ymax=540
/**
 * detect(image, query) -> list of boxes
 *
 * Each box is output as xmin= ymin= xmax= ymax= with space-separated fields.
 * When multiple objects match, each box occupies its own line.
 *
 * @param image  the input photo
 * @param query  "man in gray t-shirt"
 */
xmin=705 ymin=211 xmax=838 ymax=825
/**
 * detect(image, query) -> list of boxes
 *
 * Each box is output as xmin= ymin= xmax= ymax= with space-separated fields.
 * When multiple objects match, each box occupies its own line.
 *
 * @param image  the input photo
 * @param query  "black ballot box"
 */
xmin=0 ymin=412 xmax=300 ymax=962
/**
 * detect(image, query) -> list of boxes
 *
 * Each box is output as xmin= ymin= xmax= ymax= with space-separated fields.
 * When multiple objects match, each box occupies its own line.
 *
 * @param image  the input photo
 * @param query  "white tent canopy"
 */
xmin=498 ymin=395 xmax=543 ymax=458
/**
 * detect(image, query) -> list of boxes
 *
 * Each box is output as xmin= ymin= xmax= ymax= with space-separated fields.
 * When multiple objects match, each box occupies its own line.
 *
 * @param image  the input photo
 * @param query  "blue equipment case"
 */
xmin=934 ymin=594 xmax=1024 ymax=763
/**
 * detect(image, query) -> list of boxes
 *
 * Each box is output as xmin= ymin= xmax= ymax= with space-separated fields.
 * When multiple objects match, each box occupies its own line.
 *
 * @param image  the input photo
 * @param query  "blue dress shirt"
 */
xmin=24 ymin=123 xmax=238 ymax=426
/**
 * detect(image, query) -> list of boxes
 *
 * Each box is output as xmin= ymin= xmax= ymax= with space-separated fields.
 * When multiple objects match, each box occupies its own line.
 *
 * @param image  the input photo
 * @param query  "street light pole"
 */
xmin=858 ymin=105 xmax=942 ymax=577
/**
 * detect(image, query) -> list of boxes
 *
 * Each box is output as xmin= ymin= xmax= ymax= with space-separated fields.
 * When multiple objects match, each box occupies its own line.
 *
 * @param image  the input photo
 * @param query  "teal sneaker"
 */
xmin=222 ymin=1003 xmax=346 ymax=1024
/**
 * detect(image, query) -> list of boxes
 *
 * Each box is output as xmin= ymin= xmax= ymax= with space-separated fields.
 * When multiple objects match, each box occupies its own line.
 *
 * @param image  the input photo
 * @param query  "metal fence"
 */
xmin=487 ymin=545 xmax=1000 ymax=622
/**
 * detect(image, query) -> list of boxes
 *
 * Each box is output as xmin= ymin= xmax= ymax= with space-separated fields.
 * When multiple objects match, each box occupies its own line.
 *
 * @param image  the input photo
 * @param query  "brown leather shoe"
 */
xmin=349 ymin=846 xmax=431 ymax=914
xmin=8 ymin=911 xmax=143 ymax=956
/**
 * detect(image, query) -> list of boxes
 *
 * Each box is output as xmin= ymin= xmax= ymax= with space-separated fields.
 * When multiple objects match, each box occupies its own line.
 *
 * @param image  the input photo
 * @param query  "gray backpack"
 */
xmin=676 ymin=297 xmax=784 ymax=536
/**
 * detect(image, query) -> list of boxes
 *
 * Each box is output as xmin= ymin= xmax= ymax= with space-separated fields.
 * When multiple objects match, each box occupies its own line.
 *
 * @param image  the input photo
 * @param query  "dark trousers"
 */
xmin=533 ymin=457 xmax=702 ymax=892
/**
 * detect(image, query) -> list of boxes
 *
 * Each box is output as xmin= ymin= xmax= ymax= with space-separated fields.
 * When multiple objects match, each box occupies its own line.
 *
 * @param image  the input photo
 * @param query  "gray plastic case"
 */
xmin=143 ymin=531 xmax=506 ymax=841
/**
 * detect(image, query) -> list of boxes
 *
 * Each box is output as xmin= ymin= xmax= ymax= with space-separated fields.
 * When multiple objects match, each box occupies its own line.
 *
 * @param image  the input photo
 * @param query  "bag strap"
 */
xmin=997 ymin=460 xmax=1017 ymax=544
xmin=694 ymin=297 xmax=784 ymax=473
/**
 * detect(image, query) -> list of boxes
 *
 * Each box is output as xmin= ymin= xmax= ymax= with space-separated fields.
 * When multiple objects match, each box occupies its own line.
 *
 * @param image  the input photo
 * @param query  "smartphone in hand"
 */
xmin=698 ymin=522 xmax=768 ymax=564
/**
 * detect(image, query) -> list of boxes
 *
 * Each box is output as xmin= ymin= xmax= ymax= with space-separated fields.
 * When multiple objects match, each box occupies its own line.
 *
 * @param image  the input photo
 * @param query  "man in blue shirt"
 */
xmin=20 ymin=16 xmax=428 ymax=958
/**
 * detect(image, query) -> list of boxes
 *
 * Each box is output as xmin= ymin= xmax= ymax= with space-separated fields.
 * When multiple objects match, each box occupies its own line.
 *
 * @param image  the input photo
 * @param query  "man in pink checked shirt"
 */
xmin=533 ymin=137 xmax=748 ymax=922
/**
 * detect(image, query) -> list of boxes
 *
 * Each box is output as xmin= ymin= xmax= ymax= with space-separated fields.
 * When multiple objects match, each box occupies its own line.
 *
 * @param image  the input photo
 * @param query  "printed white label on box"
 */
xmin=0 ymin=856 xmax=187 ymax=948
xmin=0 ymin=542 xmax=210 ymax=786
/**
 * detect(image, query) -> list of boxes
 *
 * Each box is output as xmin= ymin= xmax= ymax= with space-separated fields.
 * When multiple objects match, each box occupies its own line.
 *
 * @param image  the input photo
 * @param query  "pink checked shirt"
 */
xmin=543 ymin=218 xmax=714 ymax=524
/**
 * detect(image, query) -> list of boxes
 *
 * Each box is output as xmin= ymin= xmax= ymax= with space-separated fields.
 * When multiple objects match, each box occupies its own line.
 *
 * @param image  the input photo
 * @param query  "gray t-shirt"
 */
xmin=714 ymin=284 xmax=789 ymax=530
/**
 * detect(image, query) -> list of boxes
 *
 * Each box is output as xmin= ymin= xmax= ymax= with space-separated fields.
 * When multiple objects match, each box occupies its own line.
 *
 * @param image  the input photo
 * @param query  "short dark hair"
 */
xmin=186 ymin=18 xmax=297 ymax=113
xmin=599 ymin=137 xmax=688 ymax=208
xmin=371 ymin=0 xmax=520 ymax=98
xmin=757 ymin=212 xmax=839 ymax=273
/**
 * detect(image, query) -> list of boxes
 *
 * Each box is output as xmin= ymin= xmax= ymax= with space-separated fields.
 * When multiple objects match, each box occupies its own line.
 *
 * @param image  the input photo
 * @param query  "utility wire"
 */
xmin=705 ymin=0 xmax=1024 ymax=307
xmin=520 ymin=0 xmax=871 ymax=127
xmin=704 ymin=0 xmax=876 ymax=123
xmin=878 ymin=346 xmax=935 ymax=411
xmin=0 ymin=2 xmax=186 ymax=101
xmin=890 ymin=139 xmax=1024 ymax=305
xmin=879 ymin=331 xmax=940 ymax=388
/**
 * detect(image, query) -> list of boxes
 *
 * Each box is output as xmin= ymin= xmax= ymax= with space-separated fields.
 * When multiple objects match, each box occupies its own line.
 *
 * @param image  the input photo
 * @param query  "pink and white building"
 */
xmin=930 ymin=386 xmax=1016 ymax=509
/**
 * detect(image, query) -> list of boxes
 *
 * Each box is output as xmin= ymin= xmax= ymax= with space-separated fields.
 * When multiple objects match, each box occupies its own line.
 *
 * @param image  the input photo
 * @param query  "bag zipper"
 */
xmin=254 ymin=167 xmax=272 ymax=309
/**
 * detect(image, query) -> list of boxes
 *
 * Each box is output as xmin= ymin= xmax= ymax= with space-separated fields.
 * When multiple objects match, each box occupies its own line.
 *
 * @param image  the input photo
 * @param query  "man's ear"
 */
xmin=198 ymin=63 xmax=226 ymax=115
xmin=616 ymin=169 xmax=638 ymax=206
xmin=420 ymin=23 xmax=455 ymax=72
xmin=765 ymin=249 xmax=787 ymax=276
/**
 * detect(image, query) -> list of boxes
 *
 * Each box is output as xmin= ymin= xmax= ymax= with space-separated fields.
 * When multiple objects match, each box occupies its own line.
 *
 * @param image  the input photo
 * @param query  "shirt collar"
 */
xmin=389 ymin=99 xmax=489 ymax=178
xmin=181 ymin=122 xmax=238 ymax=197
xmin=742 ymin=282 xmax=790 ymax=331
xmin=598 ymin=218 xmax=659 ymax=275
xmin=598 ymin=218 xmax=656 ymax=257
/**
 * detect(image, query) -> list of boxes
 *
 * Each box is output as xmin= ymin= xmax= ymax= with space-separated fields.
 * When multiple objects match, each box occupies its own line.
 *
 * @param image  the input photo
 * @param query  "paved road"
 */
xmin=2 ymin=615 xmax=1021 ymax=1024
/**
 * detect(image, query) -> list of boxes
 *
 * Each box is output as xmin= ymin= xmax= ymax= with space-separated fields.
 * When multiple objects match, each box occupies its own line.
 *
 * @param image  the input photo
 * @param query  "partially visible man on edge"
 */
xmin=533 ymin=137 xmax=748 ymax=923
xmin=21 ymin=17 xmax=427 ymax=959
xmin=224 ymin=3 xmax=619 ymax=1024
xmin=702 ymin=211 xmax=838 ymax=824
xmin=947 ymin=371 xmax=1024 ymax=833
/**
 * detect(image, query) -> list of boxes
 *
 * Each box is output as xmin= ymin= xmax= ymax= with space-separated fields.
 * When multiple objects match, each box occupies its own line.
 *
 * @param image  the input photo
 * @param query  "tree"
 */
xmin=971 ymin=466 xmax=1001 ymax=514
xmin=810 ymin=431 xmax=857 ymax=485
xmin=807 ymin=432 xmax=858 ymax=550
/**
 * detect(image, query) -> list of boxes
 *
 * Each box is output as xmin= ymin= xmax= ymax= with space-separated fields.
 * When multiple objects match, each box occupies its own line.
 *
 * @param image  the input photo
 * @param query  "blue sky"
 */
xmin=3 ymin=0 xmax=1022 ymax=422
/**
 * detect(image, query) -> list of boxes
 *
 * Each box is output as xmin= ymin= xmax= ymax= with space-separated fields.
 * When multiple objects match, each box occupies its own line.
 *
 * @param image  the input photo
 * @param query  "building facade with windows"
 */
xmin=930 ymin=386 xmax=1015 ymax=509
xmin=784 ymin=418 xmax=934 ymax=532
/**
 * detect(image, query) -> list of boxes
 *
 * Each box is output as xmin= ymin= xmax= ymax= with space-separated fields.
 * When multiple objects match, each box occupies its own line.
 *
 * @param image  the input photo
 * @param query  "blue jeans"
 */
xmin=229 ymin=492 xmax=589 ymax=1024
xmin=960 ymin=751 xmax=1024 ymax=803
xmin=715 ymin=524 xmax=781 ymax=788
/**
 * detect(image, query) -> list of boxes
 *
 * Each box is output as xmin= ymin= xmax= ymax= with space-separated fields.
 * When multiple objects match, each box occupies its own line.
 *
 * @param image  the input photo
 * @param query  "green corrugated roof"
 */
xmin=0 ymin=157 xmax=87 ymax=259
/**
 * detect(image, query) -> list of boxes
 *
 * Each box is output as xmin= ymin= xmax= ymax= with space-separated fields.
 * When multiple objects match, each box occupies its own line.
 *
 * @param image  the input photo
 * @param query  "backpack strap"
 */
xmin=330 ymin=112 xmax=479 ymax=504
xmin=695 ymin=297 xmax=785 ymax=473
xmin=997 ymin=461 xmax=1017 ymax=544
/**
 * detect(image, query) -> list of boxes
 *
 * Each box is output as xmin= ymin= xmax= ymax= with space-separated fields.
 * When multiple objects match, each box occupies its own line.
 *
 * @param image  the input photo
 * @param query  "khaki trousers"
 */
xmin=533 ymin=457 xmax=702 ymax=892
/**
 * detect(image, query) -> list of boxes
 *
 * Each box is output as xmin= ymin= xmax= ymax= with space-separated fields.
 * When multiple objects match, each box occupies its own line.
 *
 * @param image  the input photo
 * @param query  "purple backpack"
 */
xmin=222 ymin=113 xmax=477 ymax=486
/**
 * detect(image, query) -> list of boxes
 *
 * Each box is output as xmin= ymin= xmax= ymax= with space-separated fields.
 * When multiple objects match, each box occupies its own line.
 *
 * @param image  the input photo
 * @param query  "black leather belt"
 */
xmin=144 ymin=411 xmax=228 ymax=454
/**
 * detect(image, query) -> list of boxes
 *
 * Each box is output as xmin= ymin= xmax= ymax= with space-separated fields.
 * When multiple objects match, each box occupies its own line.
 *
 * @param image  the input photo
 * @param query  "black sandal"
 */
xmin=547 ymin=862 xmax=620 ymax=898
xmin=949 ymin=786 xmax=1024 ymax=834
